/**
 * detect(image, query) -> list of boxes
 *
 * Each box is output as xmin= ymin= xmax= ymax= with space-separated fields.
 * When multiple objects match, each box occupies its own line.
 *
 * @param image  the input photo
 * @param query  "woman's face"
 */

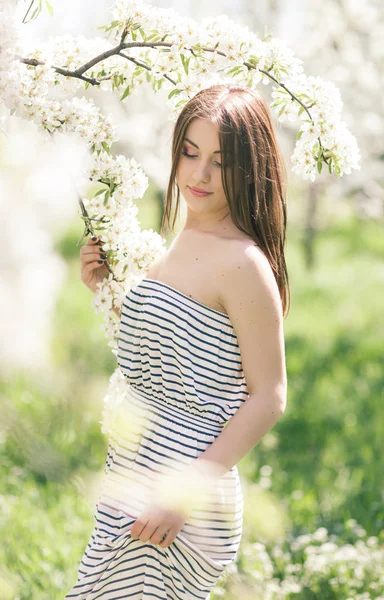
xmin=176 ymin=118 xmax=230 ymax=223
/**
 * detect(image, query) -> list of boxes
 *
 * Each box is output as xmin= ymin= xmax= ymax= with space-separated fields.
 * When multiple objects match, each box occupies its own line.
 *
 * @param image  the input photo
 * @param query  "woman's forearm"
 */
xmin=196 ymin=391 xmax=286 ymax=479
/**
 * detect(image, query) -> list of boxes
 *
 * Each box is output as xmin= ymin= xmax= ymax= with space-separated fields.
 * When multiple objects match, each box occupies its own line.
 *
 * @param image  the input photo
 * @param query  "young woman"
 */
xmin=67 ymin=84 xmax=288 ymax=599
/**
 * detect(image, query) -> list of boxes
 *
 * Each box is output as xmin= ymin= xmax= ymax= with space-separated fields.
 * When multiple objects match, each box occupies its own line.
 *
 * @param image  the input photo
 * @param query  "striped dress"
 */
xmin=65 ymin=277 xmax=249 ymax=600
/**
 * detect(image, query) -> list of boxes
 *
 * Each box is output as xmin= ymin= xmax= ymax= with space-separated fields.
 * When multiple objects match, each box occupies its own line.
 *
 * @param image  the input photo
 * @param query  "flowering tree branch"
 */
xmin=15 ymin=55 xmax=107 ymax=86
xmin=16 ymin=41 xmax=313 ymax=116
xmin=14 ymin=38 xmax=334 ymax=167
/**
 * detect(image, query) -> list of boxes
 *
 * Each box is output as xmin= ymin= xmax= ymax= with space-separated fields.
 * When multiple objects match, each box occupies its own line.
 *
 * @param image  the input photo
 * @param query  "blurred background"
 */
xmin=0 ymin=0 xmax=383 ymax=598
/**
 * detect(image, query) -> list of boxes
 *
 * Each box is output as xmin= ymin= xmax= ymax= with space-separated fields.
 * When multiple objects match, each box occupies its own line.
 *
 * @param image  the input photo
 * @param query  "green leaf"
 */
xmin=226 ymin=66 xmax=240 ymax=76
xmin=133 ymin=67 xmax=144 ymax=78
xmin=30 ymin=5 xmax=41 ymax=20
xmin=168 ymin=88 xmax=182 ymax=99
xmin=82 ymin=182 xmax=109 ymax=200
xmin=120 ymin=85 xmax=131 ymax=101
xmin=100 ymin=20 xmax=121 ymax=33
xmin=298 ymin=106 xmax=305 ymax=116
xmin=180 ymin=54 xmax=190 ymax=75
xmin=145 ymin=71 xmax=151 ymax=83
xmin=132 ymin=29 xmax=137 ymax=41
xmin=45 ymin=0 xmax=53 ymax=16
xmin=317 ymin=159 xmax=323 ymax=174
xmin=270 ymin=99 xmax=285 ymax=108
xmin=175 ymin=99 xmax=187 ymax=109
xmin=145 ymin=31 xmax=161 ymax=42
xmin=101 ymin=142 xmax=111 ymax=155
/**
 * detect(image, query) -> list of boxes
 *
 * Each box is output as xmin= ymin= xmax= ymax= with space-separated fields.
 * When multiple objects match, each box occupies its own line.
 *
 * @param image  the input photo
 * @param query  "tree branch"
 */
xmin=15 ymin=56 xmax=104 ymax=86
xmin=118 ymin=51 xmax=177 ymax=86
xmin=15 ymin=38 xmax=326 ymax=158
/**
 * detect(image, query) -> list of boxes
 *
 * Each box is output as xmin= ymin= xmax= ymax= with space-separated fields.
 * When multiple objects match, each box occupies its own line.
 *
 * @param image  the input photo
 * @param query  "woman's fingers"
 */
xmin=81 ymin=252 xmax=107 ymax=269
xmin=79 ymin=236 xmax=109 ymax=293
xmin=80 ymin=237 xmax=107 ymax=265
xmin=81 ymin=240 xmax=105 ymax=255
xmin=159 ymin=528 xmax=176 ymax=548
xmin=90 ymin=235 xmax=103 ymax=245
xmin=150 ymin=526 xmax=171 ymax=546
xmin=130 ymin=505 xmax=183 ymax=548
xmin=81 ymin=251 xmax=106 ymax=263
xmin=82 ymin=260 xmax=106 ymax=275
xmin=131 ymin=516 xmax=149 ymax=540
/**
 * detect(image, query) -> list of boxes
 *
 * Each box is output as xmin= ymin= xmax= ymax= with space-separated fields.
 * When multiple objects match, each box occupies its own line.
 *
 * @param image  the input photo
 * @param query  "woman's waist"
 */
xmin=126 ymin=382 xmax=227 ymax=436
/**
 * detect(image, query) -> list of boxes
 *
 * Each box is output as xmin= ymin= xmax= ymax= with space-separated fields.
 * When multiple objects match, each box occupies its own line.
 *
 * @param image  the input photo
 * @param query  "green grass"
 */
xmin=239 ymin=215 xmax=383 ymax=537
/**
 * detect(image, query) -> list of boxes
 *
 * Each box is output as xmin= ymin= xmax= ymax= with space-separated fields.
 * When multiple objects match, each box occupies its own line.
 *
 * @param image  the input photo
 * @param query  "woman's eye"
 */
xmin=181 ymin=150 xmax=197 ymax=158
xmin=181 ymin=149 xmax=222 ymax=167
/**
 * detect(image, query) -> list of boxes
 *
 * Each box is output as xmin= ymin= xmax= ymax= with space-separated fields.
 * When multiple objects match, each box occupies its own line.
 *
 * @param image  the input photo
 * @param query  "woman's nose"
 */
xmin=193 ymin=161 xmax=211 ymax=183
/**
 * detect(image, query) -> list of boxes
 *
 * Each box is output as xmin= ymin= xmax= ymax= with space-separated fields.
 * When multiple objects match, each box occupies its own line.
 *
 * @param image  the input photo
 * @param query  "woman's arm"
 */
xmin=196 ymin=245 xmax=287 ymax=479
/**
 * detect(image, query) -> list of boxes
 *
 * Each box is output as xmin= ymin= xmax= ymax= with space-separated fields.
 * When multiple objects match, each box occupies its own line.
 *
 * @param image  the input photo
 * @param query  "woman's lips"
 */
xmin=188 ymin=186 xmax=212 ymax=197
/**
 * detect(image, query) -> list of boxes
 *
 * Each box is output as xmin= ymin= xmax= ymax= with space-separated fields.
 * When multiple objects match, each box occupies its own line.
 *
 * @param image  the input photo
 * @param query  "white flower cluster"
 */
xmin=85 ymin=149 xmax=166 ymax=353
xmin=296 ymin=526 xmax=384 ymax=598
xmin=112 ymin=0 xmax=197 ymax=46
xmin=273 ymin=75 xmax=361 ymax=181
xmin=99 ymin=367 xmax=130 ymax=436
xmin=3 ymin=58 xmax=118 ymax=152
xmin=0 ymin=0 xmax=20 ymax=69
xmin=212 ymin=523 xmax=384 ymax=599
xmin=0 ymin=3 xmax=167 ymax=357
xmin=90 ymin=222 xmax=166 ymax=354
xmin=0 ymin=0 xmax=23 ymax=108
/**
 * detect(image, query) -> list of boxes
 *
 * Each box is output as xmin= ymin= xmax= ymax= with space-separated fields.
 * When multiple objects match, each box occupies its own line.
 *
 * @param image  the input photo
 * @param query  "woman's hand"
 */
xmin=80 ymin=236 xmax=109 ymax=294
xmin=130 ymin=503 xmax=187 ymax=548
xmin=130 ymin=460 xmax=220 ymax=548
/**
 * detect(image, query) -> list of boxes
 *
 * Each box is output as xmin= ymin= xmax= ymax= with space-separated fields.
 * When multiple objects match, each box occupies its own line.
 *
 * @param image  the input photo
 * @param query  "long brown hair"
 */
xmin=161 ymin=84 xmax=290 ymax=317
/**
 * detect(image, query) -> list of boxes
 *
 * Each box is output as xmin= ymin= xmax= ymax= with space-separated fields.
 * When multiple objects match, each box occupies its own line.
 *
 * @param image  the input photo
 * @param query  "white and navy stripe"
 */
xmin=65 ymin=278 xmax=248 ymax=599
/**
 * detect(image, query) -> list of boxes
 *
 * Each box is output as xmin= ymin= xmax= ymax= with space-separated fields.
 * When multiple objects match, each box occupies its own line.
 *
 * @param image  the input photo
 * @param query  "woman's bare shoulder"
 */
xmin=220 ymin=234 xmax=272 ymax=285
xmin=221 ymin=231 xmax=265 ymax=260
